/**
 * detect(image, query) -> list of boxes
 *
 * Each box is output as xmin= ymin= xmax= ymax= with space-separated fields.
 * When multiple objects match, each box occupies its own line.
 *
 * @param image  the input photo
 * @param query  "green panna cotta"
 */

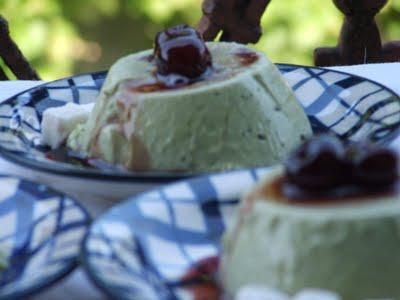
xmin=68 ymin=25 xmax=311 ymax=172
xmin=221 ymin=135 xmax=400 ymax=300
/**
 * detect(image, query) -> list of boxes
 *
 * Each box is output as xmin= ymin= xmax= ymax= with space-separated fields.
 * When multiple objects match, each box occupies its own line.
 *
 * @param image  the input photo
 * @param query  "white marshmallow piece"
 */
xmin=235 ymin=285 xmax=290 ymax=300
xmin=293 ymin=289 xmax=341 ymax=300
xmin=41 ymin=102 xmax=94 ymax=149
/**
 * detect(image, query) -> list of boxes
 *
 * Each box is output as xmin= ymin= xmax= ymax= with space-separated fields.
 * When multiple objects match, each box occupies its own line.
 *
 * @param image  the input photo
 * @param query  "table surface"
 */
xmin=1 ymin=63 xmax=400 ymax=300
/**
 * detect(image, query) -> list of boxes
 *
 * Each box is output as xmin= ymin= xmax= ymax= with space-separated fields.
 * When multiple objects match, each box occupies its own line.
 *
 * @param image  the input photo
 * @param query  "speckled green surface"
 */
xmin=222 ymin=167 xmax=400 ymax=300
xmin=68 ymin=42 xmax=312 ymax=172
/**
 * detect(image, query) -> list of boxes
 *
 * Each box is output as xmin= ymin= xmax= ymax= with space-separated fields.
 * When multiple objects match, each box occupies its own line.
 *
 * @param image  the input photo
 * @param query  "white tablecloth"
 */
xmin=0 ymin=63 xmax=400 ymax=300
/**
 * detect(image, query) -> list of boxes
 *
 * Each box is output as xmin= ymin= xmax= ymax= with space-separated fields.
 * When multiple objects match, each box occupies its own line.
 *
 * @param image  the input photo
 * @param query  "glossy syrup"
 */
xmin=234 ymin=48 xmax=259 ymax=66
xmin=45 ymin=146 xmax=125 ymax=171
xmin=263 ymin=175 xmax=399 ymax=205
xmin=179 ymin=256 xmax=221 ymax=300
xmin=155 ymin=25 xmax=212 ymax=79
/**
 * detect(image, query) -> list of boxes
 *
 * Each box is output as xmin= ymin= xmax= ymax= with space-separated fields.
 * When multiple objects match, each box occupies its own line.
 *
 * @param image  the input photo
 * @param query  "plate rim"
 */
xmin=80 ymin=239 xmax=122 ymax=300
xmin=80 ymin=166 xmax=270 ymax=300
xmin=0 ymin=64 xmax=399 ymax=182
xmin=0 ymin=174 xmax=92 ymax=300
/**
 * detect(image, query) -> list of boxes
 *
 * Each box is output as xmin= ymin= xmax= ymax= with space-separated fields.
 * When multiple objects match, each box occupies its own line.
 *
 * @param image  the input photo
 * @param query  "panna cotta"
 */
xmin=67 ymin=25 xmax=311 ymax=172
xmin=221 ymin=135 xmax=400 ymax=300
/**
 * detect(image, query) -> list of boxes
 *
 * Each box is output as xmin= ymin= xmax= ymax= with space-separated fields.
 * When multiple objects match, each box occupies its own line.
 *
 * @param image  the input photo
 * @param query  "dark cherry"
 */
xmin=285 ymin=135 xmax=349 ymax=189
xmin=285 ymin=134 xmax=399 ymax=200
xmin=353 ymin=147 xmax=398 ymax=186
xmin=154 ymin=25 xmax=212 ymax=79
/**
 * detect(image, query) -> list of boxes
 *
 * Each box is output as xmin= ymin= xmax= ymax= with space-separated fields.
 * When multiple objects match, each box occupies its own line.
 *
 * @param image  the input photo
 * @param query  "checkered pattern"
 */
xmin=0 ymin=72 xmax=105 ymax=164
xmin=279 ymin=65 xmax=400 ymax=143
xmin=0 ymin=176 xmax=90 ymax=299
xmin=83 ymin=168 xmax=268 ymax=300
xmin=0 ymin=65 xmax=398 ymax=178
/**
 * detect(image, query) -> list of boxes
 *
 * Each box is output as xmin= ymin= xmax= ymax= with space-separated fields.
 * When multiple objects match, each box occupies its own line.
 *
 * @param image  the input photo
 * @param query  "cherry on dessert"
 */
xmin=284 ymin=134 xmax=399 ymax=200
xmin=354 ymin=147 xmax=398 ymax=186
xmin=154 ymin=25 xmax=212 ymax=79
xmin=285 ymin=135 xmax=348 ymax=189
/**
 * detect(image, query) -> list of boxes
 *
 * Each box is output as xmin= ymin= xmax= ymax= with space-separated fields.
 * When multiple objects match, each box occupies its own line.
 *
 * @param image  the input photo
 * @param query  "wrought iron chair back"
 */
xmin=198 ymin=0 xmax=400 ymax=66
xmin=0 ymin=16 xmax=40 ymax=80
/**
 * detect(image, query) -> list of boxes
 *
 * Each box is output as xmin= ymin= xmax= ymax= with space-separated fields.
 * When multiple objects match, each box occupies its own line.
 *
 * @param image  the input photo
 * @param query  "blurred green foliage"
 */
xmin=1 ymin=0 xmax=400 ymax=80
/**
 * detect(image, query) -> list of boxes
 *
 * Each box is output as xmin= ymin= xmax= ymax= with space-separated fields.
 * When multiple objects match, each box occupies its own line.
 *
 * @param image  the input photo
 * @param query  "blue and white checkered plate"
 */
xmin=0 ymin=176 xmax=90 ymax=300
xmin=0 ymin=64 xmax=399 ymax=182
xmin=82 ymin=167 xmax=270 ymax=300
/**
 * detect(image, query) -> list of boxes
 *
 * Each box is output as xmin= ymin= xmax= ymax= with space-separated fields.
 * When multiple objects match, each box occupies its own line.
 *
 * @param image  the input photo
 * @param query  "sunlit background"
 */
xmin=1 ymin=0 xmax=400 ymax=80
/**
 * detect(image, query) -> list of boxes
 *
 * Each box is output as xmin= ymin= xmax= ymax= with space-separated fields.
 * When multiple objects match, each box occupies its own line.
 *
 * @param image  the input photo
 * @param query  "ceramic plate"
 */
xmin=82 ymin=167 xmax=271 ymax=300
xmin=0 ymin=176 xmax=90 ymax=299
xmin=0 ymin=65 xmax=399 ymax=181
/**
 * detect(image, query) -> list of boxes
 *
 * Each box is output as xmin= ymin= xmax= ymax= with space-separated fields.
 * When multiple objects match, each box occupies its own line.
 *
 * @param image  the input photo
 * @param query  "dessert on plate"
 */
xmin=41 ymin=25 xmax=312 ymax=172
xmin=221 ymin=134 xmax=400 ymax=300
